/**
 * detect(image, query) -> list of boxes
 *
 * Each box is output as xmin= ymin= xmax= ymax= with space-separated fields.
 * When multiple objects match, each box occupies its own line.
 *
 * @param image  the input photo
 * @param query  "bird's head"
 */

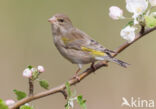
xmin=48 ymin=14 xmax=73 ymax=31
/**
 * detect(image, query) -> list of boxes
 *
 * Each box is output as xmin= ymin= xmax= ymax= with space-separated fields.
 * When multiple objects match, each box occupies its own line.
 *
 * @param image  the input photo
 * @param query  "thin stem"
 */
xmin=28 ymin=79 xmax=34 ymax=96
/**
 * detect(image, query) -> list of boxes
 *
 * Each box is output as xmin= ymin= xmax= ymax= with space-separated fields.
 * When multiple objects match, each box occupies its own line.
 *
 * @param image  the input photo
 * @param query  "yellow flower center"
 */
xmin=136 ymin=7 xmax=142 ymax=13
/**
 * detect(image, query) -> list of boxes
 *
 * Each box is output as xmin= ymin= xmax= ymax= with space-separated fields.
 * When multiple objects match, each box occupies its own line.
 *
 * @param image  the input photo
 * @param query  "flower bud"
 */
xmin=37 ymin=65 xmax=45 ymax=73
xmin=109 ymin=6 xmax=124 ymax=20
xmin=5 ymin=99 xmax=15 ymax=106
xmin=23 ymin=68 xmax=32 ymax=78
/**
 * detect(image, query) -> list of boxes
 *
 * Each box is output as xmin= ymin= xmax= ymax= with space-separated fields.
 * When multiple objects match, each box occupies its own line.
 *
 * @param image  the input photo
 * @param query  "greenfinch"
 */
xmin=48 ymin=14 xmax=128 ymax=78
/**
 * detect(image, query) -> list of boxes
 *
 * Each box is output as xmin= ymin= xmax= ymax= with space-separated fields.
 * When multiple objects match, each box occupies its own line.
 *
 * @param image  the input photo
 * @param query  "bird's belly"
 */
xmin=56 ymin=46 xmax=94 ymax=64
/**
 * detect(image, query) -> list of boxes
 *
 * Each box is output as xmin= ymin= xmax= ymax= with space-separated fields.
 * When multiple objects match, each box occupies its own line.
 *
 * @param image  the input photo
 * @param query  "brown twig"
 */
xmin=60 ymin=90 xmax=68 ymax=99
xmin=28 ymin=79 xmax=34 ymax=96
xmin=9 ymin=26 xmax=156 ymax=109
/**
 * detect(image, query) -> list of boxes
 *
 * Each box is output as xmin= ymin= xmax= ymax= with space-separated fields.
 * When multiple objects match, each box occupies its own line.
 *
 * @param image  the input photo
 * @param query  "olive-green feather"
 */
xmin=81 ymin=46 xmax=107 ymax=56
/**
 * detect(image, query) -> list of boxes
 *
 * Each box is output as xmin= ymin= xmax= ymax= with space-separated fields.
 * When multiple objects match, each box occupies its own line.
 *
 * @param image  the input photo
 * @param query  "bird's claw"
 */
xmin=90 ymin=62 xmax=96 ymax=72
xmin=72 ymin=74 xmax=80 ymax=82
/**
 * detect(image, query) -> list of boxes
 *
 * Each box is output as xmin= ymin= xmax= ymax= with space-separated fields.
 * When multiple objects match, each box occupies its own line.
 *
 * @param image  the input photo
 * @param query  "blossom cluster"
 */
xmin=109 ymin=0 xmax=156 ymax=43
xmin=23 ymin=65 xmax=45 ymax=78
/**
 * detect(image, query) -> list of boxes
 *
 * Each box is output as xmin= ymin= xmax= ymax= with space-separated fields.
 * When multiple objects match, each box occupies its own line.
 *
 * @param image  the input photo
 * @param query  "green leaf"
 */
xmin=13 ymin=90 xmax=27 ymax=100
xmin=0 ymin=99 xmax=8 ymax=109
xmin=39 ymin=80 xmax=49 ymax=89
xmin=65 ymin=103 xmax=70 ymax=109
xmin=145 ymin=16 xmax=156 ymax=28
xmin=65 ymin=82 xmax=72 ymax=98
xmin=27 ymin=65 xmax=33 ymax=69
xmin=124 ymin=21 xmax=134 ymax=28
xmin=77 ymin=96 xmax=87 ymax=109
xmin=20 ymin=105 xmax=34 ymax=109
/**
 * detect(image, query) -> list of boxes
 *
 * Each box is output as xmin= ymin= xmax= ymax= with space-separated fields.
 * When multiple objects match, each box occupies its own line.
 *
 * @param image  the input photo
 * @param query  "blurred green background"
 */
xmin=0 ymin=0 xmax=156 ymax=109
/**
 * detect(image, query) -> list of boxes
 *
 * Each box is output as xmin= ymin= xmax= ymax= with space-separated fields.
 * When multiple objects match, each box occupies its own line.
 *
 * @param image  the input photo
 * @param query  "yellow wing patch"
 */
xmin=81 ymin=46 xmax=107 ymax=56
xmin=61 ymin=37 xmax=72 ymax=45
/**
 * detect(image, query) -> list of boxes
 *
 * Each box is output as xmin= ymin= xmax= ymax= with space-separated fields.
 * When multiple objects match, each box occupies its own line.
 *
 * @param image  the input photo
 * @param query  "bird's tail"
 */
xmin=95 ymin=56 xmax=129 ymax=68
xmin=110 ymin=58 xmax=129 ymax=68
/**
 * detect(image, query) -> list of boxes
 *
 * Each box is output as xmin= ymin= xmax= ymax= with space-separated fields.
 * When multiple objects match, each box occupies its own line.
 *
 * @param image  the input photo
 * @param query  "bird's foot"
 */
xmin=90 ymin=62 xmax=96 ymax=72
xmin=72 ymin=74 xmax=81 ymax=82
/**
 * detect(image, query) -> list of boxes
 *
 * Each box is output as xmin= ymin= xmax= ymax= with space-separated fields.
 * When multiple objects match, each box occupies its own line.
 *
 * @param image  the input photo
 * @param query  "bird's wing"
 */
xmin=61 ymin=28 xmax=114 ymax=57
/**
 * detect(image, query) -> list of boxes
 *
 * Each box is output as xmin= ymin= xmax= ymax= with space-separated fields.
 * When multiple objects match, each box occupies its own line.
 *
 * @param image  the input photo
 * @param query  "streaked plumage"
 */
xmin=48 ymin=13 xmax=128 ymax=78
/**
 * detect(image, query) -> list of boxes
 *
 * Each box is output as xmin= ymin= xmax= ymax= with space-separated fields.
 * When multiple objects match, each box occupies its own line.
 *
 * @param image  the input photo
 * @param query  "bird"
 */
xmin=48 ymin=13 xmax=128 ymax=79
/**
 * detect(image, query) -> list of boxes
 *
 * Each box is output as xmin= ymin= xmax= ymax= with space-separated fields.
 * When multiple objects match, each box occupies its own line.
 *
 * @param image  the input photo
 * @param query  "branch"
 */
xmin=60 ymin=90 xmax=68 ymax=99
xmin=9 ymin=26 xmax=156 ymax=109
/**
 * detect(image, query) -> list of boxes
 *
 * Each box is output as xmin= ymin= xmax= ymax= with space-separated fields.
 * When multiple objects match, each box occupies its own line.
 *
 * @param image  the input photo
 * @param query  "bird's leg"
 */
xmin=90 ymin=62 xmax=96 ymax=72
xmin=73 ymin=68 xmax=80 ymax=81
xmin=73 ymin=64 xmax=82 ymax=81
xmin=75 ymin=68 xmax=80 ymax=75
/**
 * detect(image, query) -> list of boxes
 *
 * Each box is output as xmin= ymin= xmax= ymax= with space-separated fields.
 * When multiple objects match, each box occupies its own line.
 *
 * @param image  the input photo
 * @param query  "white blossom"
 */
xmin=120 ymin=26 xmax=136 ymax=43
xmin=24 ymin=103 xmax=30 ymax=106
xmin=23 ymin=68 xmax=32 ymax=78
xmin=68 ymin=97 xmax=77 ymax=108
xmin=37 ymin=65 xmax=45 ymax=73
xmin=126 ymin=0 xmax=148 ymax=24
xmin=150 ymin=12 xmax=156 ymax=17
xmin=109 ymin=6 xmax=124 ymax=20
xmin=69 ymin=100 xmax=74 ymax=108
xmin=5 ymin=99 xmax=15 ymax=106
xmin=149 ymin=0 xmax=156 ymax=6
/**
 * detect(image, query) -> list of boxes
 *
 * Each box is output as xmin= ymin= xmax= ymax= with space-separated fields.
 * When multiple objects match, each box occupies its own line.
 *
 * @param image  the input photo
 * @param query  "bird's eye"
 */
xmin=58 ymin=19 xmax=64 ymax=22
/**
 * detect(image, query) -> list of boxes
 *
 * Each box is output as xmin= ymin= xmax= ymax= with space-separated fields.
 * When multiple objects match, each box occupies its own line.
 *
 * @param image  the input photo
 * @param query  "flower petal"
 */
xmin=120 ymin=26 xmax=136 ymax=43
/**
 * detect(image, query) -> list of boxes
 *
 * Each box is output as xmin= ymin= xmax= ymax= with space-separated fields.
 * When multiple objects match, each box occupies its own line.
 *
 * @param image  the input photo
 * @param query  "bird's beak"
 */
xmin=48 ymin=17 xmax=57 ymax=23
